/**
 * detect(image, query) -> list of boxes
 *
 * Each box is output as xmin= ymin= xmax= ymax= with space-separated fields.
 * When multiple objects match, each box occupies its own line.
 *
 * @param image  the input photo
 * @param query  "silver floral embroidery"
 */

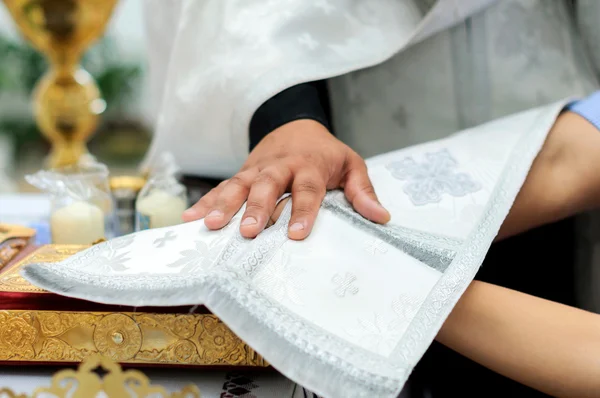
xmin=166 ymin=237 xmax=226 ymax=274
xmin=153 ymin=231 xmax=177 ymax=248
xmin=80 ymin=235 xmax=135 ymax=273
xmin=253 ymin=250 xmax=306 ymax=306
xmin=386 ymin=149 xmax=481 ymax=206
xmin=347 ymin=294 xmax=424 ymax=355
xmin=332 ymin=272 xmax=359 ymax=297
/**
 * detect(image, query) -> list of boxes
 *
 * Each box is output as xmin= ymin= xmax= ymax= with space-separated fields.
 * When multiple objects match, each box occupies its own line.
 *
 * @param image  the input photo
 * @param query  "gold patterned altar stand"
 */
xmin=0 ymin=244 xmax=268 ymax=368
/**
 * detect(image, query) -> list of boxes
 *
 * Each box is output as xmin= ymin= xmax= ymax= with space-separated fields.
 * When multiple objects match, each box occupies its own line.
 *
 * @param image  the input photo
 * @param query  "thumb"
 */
xmin=343 ymin=156 xmax=391 ymax=224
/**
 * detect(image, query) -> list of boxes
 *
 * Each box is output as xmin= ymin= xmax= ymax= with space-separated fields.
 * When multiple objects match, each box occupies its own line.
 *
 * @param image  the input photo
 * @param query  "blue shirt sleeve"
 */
xmin=565 ymin=91 xmax=600 ymax=131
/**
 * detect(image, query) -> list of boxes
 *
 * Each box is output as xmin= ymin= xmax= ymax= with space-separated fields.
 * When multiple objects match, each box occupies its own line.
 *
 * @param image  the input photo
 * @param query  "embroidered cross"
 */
xmin=386 ymin=149 xmax=481 ymax=206
xmin=153 ymin=231 xmax=177 ymax=248
xmin=332 ymin=273 xmax=359 ymax=297
xmin=364 ymin=239 xmax=388 ymax=255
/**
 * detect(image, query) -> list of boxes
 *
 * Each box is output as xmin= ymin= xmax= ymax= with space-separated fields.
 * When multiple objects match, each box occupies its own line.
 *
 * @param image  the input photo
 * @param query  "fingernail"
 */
xmin=369 ymin=198 xmax=386 ymax=210
xmin=289 ymin=222 xmax=305 ymax=232
xmin=373 ymin=201 xmax=391 ymax=221
xmin=183 ymin=208 xmax=197 ymax=216
xmin=241 ymin=217 xmax=257 ymax=226
xmin=376 ymin=201 xmax=388 ymax=212
xmin=207 ymin=210 xmax=223 ymax=218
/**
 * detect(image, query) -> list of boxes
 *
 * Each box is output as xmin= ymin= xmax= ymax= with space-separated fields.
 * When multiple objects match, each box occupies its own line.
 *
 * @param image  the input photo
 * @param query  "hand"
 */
xmin=182 ymin=119 xmax=390 ymax=239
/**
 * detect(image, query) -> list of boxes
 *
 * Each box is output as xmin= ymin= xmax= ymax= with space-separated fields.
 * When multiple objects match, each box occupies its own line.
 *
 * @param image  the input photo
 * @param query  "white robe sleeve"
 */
xmin=142 ymin=0 xmax=497 ymax=178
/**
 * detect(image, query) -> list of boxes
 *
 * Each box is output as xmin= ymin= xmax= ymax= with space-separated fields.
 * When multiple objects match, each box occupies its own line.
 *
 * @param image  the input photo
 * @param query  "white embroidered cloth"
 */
xmin=23 ymin=101 xmax=566 ymax=398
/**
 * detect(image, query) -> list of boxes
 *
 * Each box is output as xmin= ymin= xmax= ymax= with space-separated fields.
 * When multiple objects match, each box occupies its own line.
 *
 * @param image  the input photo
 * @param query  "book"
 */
xmin=0 ymin=224 xmax=36 ymax=271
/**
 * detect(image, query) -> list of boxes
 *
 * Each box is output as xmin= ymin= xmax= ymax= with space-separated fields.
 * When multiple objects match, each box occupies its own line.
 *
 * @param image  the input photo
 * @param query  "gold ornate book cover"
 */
xmin=0 ymin=245 xmax=267 ymax=368
xmin=0 ymin=224 xmax=36 ymax=272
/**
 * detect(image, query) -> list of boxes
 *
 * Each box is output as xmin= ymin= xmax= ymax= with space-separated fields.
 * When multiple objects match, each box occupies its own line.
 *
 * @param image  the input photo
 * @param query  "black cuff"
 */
xmin=249 ymin=81 xmax=332 ymax=151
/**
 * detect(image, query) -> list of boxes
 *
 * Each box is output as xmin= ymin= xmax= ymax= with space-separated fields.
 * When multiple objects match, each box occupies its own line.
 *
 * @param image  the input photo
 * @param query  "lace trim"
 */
xmin=323 ymin=191 xmax=460 ymax=272
xmin=392 ymin=103 xmax=562 ymax=364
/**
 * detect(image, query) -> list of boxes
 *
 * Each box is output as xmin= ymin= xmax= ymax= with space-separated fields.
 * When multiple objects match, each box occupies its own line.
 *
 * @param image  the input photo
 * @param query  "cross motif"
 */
xmin=153 ymin=231 xmax=177 ymax=248
xmin=332 ymin=273 xmax=359 ymax=298
xmin=364 ymin=239 xmax=388 ymax=255
xmin=386 ymin=149 xmax=481 ymax=206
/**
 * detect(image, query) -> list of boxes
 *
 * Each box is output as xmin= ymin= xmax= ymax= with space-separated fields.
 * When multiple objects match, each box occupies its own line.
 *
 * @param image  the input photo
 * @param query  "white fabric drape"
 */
xmin=140 ymin=0 xmax=600 ymax=177
xmin=25 ymin=100 xmax=569 ymax=398
xmin=329 ymin=0 xmax=598 ymax=158
xmin=141 ymin=0 xmax=496 ymax=178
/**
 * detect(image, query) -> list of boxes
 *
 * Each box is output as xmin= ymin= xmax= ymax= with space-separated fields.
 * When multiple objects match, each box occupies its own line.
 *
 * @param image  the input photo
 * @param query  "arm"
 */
xmin=437 ymin=281 xmax=600 ymax=397
xmin=497 ymin=110 xmax=600 ymax=240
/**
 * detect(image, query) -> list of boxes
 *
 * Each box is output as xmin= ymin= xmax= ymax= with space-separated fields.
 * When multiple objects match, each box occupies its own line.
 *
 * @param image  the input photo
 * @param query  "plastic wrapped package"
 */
xmin=136 ymin=153 xmax=188 ymax=231
xmin=26 ymin=162 xmax=114 ymax=244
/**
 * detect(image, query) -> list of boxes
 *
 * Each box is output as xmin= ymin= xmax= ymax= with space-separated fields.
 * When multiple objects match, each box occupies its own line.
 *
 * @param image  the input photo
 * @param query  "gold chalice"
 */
xmin=2 ymin=0 xmax=118 ymax=167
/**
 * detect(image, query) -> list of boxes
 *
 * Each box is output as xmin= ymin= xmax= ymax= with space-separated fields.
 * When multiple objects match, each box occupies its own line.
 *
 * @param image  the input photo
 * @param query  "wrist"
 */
xmin=272 ymin=118 xmax=331 ymax=135
xmin=268 ymin=119 xmax=338 ymax=160
xmin=249 ymin=82 xmax=331 ymax=150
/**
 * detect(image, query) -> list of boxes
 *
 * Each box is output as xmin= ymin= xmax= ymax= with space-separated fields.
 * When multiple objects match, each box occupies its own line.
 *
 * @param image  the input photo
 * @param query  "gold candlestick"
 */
xmin=3 ymin=0 xmax=118 ymax=167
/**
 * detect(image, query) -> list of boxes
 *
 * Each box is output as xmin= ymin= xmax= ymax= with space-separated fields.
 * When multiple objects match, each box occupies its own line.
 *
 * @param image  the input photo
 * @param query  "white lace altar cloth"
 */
xmin=23 ymin=102 xmax=566 ymax=398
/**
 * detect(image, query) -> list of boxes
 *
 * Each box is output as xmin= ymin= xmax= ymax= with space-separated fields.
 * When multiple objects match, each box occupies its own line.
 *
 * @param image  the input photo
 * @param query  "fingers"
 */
xmin=240 ymin=166 xmax=292 ymax=238
xmin=267 ymin=197 xmax=290 ymax=228
xmin=288 ymin=171 xmax=326 ymax=240
xmin=182 ymin=180 xmax=227 ymax=222
xmin=203 ymin=170 xmax=256 ymax=230
xmin=343 ymin=155 xmax=391 ymax=224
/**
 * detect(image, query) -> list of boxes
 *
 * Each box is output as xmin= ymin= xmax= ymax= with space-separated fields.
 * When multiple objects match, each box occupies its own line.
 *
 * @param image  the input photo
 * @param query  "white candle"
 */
xmin=136 ymin=189 xmax=187 ymax=229
xmin=50 ymin=201 xmax=105 ymax=244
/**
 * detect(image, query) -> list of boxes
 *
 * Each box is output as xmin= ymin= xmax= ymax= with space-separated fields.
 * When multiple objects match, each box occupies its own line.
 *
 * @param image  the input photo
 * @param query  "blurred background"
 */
xmin=0 ymin=0 xmax=149 ymax=193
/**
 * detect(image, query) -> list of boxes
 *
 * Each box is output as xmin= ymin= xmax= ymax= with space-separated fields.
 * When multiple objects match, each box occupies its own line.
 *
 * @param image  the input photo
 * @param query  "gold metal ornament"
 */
xmin=109 ymin=176 xmax=147 ymax=193
xmin=0 ymin=388 xmax=27 ymax=398
xmin=0 ymin=245 xmax=269 ymax=368
xmin=2 ymin=0 xmax=118 ymax=168
xmin=0 ymin=355 xmax=202 ymax=398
